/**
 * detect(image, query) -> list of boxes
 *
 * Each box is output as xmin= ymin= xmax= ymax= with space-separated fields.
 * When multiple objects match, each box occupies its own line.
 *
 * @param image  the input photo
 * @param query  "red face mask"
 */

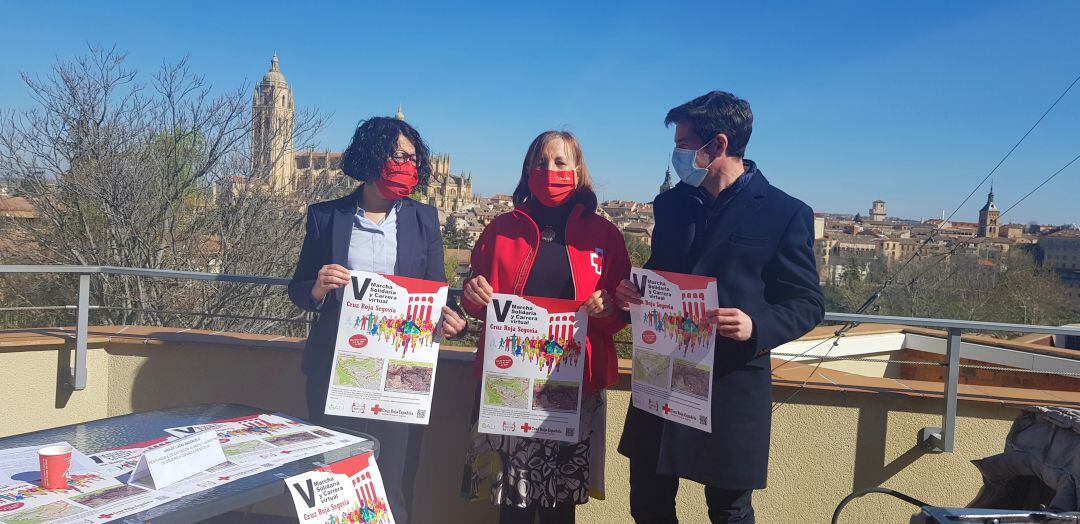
xmin=374 ymin=159 xmax=419 ymax=200
xmin=528 ymin=168 xmax=576 ymax=207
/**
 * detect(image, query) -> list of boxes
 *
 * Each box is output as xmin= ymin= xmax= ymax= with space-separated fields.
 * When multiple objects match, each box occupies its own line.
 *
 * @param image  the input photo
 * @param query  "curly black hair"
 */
xmin=665 ymin=91 xmax=753 ymax=158
xmin=340 ymin=117 xmax=432 ymax=186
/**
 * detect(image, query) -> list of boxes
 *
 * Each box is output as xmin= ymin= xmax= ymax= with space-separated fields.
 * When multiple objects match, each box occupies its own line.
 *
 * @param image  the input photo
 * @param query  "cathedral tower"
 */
xmin=252 ymin=52 xmax=295 ymax=192
xmin=659 ymin=166 xmax=674 ymax=194
xmin=977 ymin=184 xmax=1000 ymax=238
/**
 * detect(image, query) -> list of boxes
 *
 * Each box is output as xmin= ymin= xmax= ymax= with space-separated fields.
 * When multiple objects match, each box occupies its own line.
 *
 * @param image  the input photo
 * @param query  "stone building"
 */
xmin=869 ymin=200 xmax=887 ymax=222
xmin=248 ymin=53 xmax=477 ymax=214
xmin=1040 ymin=229 xmax=1080 ymax=306
xmin=977 ymin=185 xmax=1000 ymax=238
xmin=251 ymin=52 xmax=295 ymax=193
xmin=421 ymin=154 xmax=478 ymax=213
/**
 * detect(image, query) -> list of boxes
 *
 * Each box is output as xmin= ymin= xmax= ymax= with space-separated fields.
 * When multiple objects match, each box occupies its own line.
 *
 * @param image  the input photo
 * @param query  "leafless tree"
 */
xmin=0 ymin=46 xmax=350 ymax=335
xmin=825 ymin=246 xmax=1077 ymax=332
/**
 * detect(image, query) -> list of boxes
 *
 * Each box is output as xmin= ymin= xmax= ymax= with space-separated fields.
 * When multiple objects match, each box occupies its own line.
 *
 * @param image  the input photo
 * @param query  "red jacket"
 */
xmin=463 ymin=202 xmax=631 ymax=394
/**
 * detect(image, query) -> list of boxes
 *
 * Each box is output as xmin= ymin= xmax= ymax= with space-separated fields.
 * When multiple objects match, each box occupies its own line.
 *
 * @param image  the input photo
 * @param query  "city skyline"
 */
xmin=1 ymin=1 xmax=1078 ymax=224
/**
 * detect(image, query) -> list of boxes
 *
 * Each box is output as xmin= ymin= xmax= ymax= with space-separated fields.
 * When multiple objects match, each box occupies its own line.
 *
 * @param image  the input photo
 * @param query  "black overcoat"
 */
xmin=618 ymin=164 xmax=824 ymax=489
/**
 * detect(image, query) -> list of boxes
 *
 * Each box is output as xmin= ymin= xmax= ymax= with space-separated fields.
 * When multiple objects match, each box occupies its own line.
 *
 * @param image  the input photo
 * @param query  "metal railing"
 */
xmin=0 ymin=265 xmax=296 ymax=391
xmin=820 ymin=313 xmax=1080 ymax=453
xmin=2 ymin=265 xmax=1080 ymax=454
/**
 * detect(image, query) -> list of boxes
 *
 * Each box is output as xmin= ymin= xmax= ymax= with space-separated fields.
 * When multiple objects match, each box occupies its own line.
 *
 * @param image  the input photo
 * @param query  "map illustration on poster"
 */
xmin=325 ymin=271 xmax=449 ymax=425
xmin=479 ymin=293 xmax=587 ymax=443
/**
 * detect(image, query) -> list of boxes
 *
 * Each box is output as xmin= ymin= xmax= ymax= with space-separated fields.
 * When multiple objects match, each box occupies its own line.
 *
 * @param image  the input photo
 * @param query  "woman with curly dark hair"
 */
xmin=288 ymin=116 xmax=466 ymax=523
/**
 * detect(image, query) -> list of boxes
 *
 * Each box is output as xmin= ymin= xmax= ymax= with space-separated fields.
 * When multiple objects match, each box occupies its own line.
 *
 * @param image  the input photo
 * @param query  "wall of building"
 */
xmin=894 ymin=347 xmax=1080 ymax=391
xmin=0 ymin=343 xmax=112 ymax=436
xmin=0 ymin=334 xmax=1024 ymax=523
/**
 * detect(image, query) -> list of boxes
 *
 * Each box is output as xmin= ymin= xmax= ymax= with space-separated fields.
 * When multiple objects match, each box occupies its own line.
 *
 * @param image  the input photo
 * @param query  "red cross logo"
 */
xmin=371 ymin=404 xmax=383 ymax=415
xmin=218 ymin=476 xmax=231 ymax=481
xmin=662 ymin=404 xmax=672 ymax=414
xmin=99 ymin=514 xmax=114 ymax=519
xmin=590 ymin=248 xmax=605 ymax=276
xmin=520 ymin=423 xmax=533 ymax=433
xmin=281 ymin=450 xmax=292 ymax=454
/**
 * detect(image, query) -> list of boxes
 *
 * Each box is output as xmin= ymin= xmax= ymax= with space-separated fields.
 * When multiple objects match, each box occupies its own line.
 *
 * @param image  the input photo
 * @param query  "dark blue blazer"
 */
xmin=288 ymin=186 xmax=446 ymax=380
xmin=618 ymin=164 xmax=824 ymax=489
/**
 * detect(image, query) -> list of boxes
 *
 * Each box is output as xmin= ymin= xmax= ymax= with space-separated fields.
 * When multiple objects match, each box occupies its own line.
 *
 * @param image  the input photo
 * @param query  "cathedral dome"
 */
xmin=261 ymin=52 xmax=287 ymax=85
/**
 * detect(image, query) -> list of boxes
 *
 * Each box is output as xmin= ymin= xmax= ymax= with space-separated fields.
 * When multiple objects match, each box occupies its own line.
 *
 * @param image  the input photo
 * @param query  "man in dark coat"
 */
xmin=615 ymin=91 xmax=824 ymax=523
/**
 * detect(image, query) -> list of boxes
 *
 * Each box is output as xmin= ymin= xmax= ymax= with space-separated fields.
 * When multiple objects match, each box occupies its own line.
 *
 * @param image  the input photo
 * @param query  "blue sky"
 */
xmin=1 ymin=1 xmax=1078 ymax=225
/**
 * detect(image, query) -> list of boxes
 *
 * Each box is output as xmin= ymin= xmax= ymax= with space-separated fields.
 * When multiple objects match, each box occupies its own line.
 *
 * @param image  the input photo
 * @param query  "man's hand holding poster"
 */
xmin=325 ymin=270 xmax=449 ymax=424
xmin=479 ymin=293 xmax=587 ymax=443
xmin=629 ymin=268 xmax=718 ymax=432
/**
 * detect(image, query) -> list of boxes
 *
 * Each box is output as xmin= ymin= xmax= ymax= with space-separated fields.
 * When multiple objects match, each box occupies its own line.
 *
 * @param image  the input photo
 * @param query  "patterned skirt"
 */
xmin=460 ymin=391 xmax=607 ymax=508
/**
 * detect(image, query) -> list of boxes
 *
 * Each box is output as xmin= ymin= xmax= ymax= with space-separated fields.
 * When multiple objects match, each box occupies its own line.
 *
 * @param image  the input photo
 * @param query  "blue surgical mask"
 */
xmin=671 ymin=139 xmax=715 ymax=187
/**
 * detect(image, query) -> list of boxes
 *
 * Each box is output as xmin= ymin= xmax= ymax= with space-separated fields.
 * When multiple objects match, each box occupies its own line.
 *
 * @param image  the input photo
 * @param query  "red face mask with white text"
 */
xmin=528 ymin=168 xmax=576 ymax=207
xmin=374 ymin=159 xmax=419 ymax=200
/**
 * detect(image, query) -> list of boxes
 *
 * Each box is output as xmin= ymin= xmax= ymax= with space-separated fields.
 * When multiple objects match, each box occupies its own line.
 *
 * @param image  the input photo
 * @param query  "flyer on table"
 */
xmin=479 ymin=293 xmax=587 ymax=443
xmin=629 ymin=267 xmax=718 ymax=432
xmin=0 ymin=414 xmax=367 ymax=524
xmin=165 ymin=413 xmax=366 ymax=467
xmin=325 ymin=270 xmax=449 ymax=425
xmin=284 ymin=452 xmax=394 ymax=524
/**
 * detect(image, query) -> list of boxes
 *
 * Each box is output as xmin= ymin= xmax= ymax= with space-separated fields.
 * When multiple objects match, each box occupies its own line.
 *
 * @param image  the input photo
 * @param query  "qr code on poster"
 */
xmin=417 ymin=409 xmax=427 ymax=419
xmin=565 ymin=428 xmax=575 ymax=438
xmin=699 ymin=415 xmax=708 ymax=425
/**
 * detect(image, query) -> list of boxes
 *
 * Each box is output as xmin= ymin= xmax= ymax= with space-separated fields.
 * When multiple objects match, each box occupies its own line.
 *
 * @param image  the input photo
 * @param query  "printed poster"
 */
xmin=285 ymin=452 xmax=394 ymax=524
xmin=0 ymin=472 xmax=136 ymax=524
xmin=325 ymin=271 xmax=449 ymax=425
xmin=164 ymin=414 xmax=363 ymax=466
xmin=479 ymin=293 xmax=587 ymax=443
xmin=629 ymin=267 xmax=718 ymax=432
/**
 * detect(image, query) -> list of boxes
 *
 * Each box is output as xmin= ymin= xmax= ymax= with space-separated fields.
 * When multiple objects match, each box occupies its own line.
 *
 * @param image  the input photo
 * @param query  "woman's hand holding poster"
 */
xmin=628 ymin=267 xmax=718 ymax=432
xmin=479 ymin=293 xmax=587 ymax=443
xmin=325 ymin=270 xmax=448 ymax=425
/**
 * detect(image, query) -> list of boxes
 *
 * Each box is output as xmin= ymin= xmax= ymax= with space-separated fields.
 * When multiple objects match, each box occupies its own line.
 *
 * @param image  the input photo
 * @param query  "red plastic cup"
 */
xmin=38 ymin=445 xmax=72 ymax=490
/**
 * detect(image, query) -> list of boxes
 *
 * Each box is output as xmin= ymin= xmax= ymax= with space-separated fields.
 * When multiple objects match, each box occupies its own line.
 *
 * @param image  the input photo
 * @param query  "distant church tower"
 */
xmin=977 ymin=184 xmax=1000 ymax=238
xmin=659 ymin=167 xmax=674 ymax=194
xmin=252 ymin=52 xmax=295 ymax=192
xmin=869 ymin=200 xmax=887 ymax=222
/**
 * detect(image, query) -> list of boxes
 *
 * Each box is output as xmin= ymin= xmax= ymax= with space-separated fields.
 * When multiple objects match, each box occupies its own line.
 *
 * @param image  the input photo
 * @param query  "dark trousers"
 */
xmin=305 ymin=375 xmax=425 ymax=524
xmin=629 ymin=458 xmax=755 ymax=524
xmin=499 ymin=503 xmax=576 ymax=524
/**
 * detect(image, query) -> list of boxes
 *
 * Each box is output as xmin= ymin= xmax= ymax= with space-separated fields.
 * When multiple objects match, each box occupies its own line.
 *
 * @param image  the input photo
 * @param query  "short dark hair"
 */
xmin=665 ymin=91 xmax=753 ymax=158
xmin=340 ymin=117 xmax=432 ymax=186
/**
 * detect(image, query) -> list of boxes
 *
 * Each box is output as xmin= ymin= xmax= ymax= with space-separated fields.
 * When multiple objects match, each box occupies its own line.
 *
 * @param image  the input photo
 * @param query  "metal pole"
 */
xmin=940 ymin=327 xmax=961 ymax=452
xmin=71 ymin=274 xmax=89 ymax=390
xmin=918 ymin=326 xmax=961 ymax=453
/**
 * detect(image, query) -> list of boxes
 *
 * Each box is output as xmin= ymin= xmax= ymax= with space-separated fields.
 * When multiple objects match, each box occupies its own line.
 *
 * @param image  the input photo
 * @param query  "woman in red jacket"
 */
xmin=459 ymin=130 xmax=631 ymax=523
